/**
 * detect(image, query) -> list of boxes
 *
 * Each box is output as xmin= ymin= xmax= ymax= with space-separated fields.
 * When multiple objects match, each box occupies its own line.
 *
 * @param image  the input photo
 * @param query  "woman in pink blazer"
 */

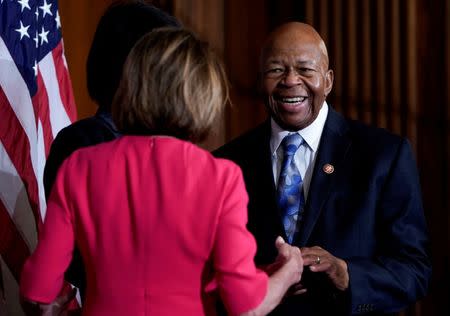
xmin=20 ymin=28 xmax=304 ymax=316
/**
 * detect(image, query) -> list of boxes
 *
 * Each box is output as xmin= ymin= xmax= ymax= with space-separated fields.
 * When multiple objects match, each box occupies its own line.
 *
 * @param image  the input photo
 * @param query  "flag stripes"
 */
xmin=0 ymin=0 xmax=78 ymax=310
xmin=0 ymin=89 xmax=41 ymax=227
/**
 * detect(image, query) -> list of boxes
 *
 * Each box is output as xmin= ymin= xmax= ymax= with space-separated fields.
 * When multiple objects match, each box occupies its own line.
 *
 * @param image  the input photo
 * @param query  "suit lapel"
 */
xmin=297 ymin=108 xmax=352 ymax=246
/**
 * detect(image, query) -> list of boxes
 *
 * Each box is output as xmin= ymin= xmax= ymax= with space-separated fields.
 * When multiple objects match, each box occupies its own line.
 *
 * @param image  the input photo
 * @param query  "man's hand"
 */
xmin=301 ymin=246 xmax=349 ymax=291
xmin=21 ymin=287 xmax=79 ymax=316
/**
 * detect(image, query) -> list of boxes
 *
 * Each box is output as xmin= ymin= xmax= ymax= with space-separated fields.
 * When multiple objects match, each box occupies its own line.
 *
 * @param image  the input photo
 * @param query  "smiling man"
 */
xmin=214 ymin=22 xmax=431 ymax=315
xmin=261 ymin=22 xmax=333 ymax=131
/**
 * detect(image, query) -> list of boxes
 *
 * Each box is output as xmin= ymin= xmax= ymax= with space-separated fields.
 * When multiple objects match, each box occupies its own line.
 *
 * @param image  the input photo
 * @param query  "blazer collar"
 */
xmin=251 ymin=110 xmax=352 ymax=245
xmin=296 ymin=107 xmax=352 ymax=245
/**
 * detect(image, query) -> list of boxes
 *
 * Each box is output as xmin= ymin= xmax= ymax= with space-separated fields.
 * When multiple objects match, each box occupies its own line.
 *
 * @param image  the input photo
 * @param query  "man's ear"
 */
xmin=324 ymin=69 xmax=334 ymax=96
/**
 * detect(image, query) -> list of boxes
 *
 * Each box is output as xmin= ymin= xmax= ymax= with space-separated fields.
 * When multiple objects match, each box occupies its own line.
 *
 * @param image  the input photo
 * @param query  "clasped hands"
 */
xmin=21 ymin=287 xmax=80 ymax=316
xmin=264 ymin=242 xmax=349 ymax=294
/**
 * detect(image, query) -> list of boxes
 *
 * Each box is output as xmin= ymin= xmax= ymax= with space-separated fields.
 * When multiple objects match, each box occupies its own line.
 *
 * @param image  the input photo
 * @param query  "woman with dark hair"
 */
xmin=21 ymin=28 xmax=304 ymax=316
xmin=42 ymin=0 xmax=181 ymax=302
xmin=44 ymin=0 xmax=180 ymax=197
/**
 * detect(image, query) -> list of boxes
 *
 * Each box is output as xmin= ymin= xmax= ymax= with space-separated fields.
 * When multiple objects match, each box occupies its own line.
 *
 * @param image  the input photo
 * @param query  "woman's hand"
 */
xmin=240 ymin=237 xmax=304 ymax=316
xmin=21 ymin=287 xmax=79 ymax=316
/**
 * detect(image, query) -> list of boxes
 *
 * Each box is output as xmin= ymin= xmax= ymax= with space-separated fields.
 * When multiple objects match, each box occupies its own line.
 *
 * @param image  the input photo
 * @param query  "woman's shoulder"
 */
xmin=154 ymin=137 xmax=243 ymax=178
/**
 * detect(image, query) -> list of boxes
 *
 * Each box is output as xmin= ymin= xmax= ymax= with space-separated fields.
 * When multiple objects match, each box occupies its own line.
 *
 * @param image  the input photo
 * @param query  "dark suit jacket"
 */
xmin=214 ymin=107 xmax=431 ymax=315
xmin=43 ymin=109 xmax=121 ymax=300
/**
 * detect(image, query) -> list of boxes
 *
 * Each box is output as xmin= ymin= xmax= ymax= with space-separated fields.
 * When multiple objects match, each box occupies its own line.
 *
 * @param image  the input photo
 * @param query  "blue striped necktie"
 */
xmin=276 ymin=133 xmax=304 ymax=243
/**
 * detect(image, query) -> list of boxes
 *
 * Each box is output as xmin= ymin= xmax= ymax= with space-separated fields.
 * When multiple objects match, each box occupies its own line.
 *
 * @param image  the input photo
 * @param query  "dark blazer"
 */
xmin=214 ymin=107 xmax=431 ymax=315
xmin=43 ymin=109 xmax=121 ymax=300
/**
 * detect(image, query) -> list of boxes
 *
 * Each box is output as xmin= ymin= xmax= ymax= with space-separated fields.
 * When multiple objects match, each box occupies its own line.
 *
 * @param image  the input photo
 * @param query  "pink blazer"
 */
xmin=20 ymin=136 xmax=268 ymax=316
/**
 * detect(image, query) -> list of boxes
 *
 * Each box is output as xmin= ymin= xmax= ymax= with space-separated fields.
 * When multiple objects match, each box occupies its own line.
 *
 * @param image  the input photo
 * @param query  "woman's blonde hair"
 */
xmin=112 ymin=27 xmax=229 ymax=143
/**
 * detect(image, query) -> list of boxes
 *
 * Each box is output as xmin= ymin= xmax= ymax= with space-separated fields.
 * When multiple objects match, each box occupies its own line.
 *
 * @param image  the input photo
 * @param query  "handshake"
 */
xmin=254 ymin=234 xmax=350 ymax=316
xmin=240 ymin=237 xmax=305 ymax=316
xmin=265 ymin=236 xmax=305 ymax=295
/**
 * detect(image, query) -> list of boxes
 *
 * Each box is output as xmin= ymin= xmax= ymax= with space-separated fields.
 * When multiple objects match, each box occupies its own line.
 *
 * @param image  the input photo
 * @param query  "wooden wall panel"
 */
xmin=405 ymin=0 xmax=418 ymax=147
xmin=173 ymin=0 xmax=224 ymax=53
xmin=308 ymin=0 xmax=440 ymax=147
xmin=222 ymin=0 xmax=269 ymax=142
xmin=389 ymin=0 xmax=402 ymax=135
xmin=172 ymin=0 xmax=225 ymax=150
xmin=329 ymin=0 xmax=343 ymax=114
xmin=360 ymin=0 xmax=372 ymax=124
xmin=375 ymin=0 xmax=388 ymax=128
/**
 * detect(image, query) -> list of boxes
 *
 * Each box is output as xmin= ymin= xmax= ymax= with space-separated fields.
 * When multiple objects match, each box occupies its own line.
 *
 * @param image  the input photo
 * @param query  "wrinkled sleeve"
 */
xmin=20 ymin=158 xmax=76 ymax=303
xmin=213 ymin=163 xmax=268 ymax=316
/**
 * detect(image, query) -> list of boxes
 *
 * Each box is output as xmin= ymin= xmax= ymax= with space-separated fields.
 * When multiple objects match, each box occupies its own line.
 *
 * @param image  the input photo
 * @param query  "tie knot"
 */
xmin=281 ymin=133 xmax=303 ymax=156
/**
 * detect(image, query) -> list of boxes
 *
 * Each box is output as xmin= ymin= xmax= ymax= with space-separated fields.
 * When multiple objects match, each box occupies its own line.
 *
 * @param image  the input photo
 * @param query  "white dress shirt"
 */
xmin=270 ymin=102 xmax=329 ymax=199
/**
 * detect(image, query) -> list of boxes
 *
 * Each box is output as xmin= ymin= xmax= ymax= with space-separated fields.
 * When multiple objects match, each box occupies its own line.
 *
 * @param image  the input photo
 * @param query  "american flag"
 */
xmin=0 ymin=0 xmax=77 ymax=311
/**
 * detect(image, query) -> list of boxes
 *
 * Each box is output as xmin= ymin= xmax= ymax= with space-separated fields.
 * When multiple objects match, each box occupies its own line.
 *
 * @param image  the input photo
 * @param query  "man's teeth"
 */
xmin=279 ymin=97 xmax=306 ymax=103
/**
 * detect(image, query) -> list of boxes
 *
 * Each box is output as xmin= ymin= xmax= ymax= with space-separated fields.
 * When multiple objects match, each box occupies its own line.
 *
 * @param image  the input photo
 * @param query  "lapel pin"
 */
xmin=323 ymin=163 xmax=334 ymax=174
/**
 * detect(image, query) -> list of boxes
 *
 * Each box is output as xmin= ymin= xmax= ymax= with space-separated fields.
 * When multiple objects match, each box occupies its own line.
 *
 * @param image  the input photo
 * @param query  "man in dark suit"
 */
xmin=214 ymin=22 xmax=431 ymax=315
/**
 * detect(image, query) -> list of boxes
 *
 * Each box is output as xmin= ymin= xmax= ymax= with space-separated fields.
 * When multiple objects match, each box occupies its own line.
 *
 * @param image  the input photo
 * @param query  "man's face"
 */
xmin=261 ymin=30 xmax=333 ymax=131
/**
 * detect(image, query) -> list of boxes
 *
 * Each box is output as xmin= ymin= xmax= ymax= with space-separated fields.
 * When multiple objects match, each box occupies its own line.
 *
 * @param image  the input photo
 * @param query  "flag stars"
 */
xmin=33 ymin=60 xmax=38 ymax=77
xmin=55 ymin=10 xmax=61 ymax=28
xmin=15 ymin=21 xmax=30 ymax=40
xmin=17 ymin=0 xmax=31 ymax=12
xmin=35 ymin=7 xmax=39 ymax=20
xmin=39 ymin=0 xmax=52 ymax=18
xmin=34 ymin=31 xmax=39 ymax=47
xmin=38 ymin=26 xmax=49 ymax=45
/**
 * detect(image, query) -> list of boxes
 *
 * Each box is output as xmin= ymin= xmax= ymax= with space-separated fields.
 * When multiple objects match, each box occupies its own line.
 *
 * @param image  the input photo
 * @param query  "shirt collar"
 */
xmin=270 ymin=102 xmax=329 ymax=155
